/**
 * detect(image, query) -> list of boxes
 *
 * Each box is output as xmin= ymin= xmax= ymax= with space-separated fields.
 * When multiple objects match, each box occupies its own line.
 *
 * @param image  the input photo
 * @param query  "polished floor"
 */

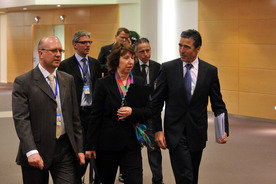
xmin=1 ymin=82 xmax=276 ymax=184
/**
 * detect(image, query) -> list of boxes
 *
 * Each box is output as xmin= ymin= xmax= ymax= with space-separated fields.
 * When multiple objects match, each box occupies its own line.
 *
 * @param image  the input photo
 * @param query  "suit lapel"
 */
xmin=175 ymin=59 xmax=190 ymax=105
xmin=108 ymin=75 xmax=122 ymax=104
xmin=69 ymin=55 xmax=83 ymax=80
xmin=191 ymin=59 xmax=207 ymax=103
xmin=56 ymin=71 xmax=66 ymax=108
xmin=88 ymin=57 xmax=95 ymax=80
xmin=148 ymin=60 xmax=155 ymax=84
xmin=33 ymin=66 xmax=56 ymax=102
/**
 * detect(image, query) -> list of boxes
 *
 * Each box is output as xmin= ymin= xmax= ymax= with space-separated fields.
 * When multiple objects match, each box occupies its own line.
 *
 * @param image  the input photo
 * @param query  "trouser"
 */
xmin=169 ymin=135 xmax=203 ymax=184
xmin=21 ymin=134 xmax=77 ymax=184
xmin=146 ymin=124 xmax=163 ymax=184
xmin=96 ymin=148 xmax=143 ymax=184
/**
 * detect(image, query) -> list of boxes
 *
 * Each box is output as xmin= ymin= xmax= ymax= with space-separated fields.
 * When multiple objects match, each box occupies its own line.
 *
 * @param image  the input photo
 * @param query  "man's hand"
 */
xmin=28 ymin=153 xmax=44 ymax=170
xmin=155 ymin=131 xmax=167 ymax=149
xmin=78 ymin=153 xmax=85 ymax=165
xmin=218 ymin=132 xmax=227 ymax=144
xmin=85 ymin=150 xmax=96 ymax=159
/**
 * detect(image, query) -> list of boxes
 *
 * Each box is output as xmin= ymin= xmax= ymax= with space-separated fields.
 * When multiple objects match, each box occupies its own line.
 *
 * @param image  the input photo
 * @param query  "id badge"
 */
xmin=83 ymin=85 xmax=90 ymax=94
xmin=56 ymin=113 xmax=62 ymax=126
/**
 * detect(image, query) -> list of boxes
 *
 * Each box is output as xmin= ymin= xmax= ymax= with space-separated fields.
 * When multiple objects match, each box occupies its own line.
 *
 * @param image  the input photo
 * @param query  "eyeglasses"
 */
xmin=75 ymin=41 xmax=93 ymax=44
xmin=41 ymin=49 xmax=65 ymax=54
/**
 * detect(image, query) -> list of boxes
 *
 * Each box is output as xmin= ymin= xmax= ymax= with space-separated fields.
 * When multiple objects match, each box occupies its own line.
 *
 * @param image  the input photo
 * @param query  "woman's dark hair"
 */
xmin=107 ymin=42 xmax=135 ymax=74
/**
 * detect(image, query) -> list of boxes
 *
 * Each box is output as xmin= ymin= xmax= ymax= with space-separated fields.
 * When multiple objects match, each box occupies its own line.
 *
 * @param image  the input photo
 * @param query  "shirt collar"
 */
xmin=38 ymin=63 xmax=57 ymax=78
xmin=138 ymin=59 xmax=149 ymax=66
xmin=75 ymin=53 xmax=88 ymax=62
xmin=182 ymin=57 xmax=199 ymax=70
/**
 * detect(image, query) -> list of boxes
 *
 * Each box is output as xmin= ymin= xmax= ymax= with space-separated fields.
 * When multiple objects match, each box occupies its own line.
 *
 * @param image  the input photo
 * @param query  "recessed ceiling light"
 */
xmin=57 ymin=5 xmax=61 ymax=7
xmin=23 ymin=8 xmax=27 ymax=10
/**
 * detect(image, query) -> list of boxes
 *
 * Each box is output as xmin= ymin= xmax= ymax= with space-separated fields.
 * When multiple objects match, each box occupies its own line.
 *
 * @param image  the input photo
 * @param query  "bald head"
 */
xmin=38 ymin=36 xmax=63 ymax=73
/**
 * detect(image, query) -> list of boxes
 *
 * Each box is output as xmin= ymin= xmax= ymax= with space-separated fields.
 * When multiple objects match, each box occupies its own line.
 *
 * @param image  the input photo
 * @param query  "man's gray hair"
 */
xmin=72 ymin=31 xmax=91 ymax=45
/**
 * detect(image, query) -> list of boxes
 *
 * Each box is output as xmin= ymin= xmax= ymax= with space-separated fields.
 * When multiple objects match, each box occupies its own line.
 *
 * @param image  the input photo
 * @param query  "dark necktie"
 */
xmin=82 ymin=58 xmax=88 ymax=76
xmin=81 ymin=58 xmax=92 ymax=104
xmin=141 ymin=64 xmax=147 ymax=84
xmin=141 ymin=64 xmax=147 ymax=78
xmin=48 ymin=74 xmax=62 ymax=139
xmin=184 ymin=64 xmax=193 ymax=102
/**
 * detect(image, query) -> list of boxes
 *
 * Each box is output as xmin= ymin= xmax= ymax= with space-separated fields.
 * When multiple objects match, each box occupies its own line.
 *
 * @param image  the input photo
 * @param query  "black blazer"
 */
xmin=12 ymin=67 xmax=83 ymax=169
xmin=98 ymin=43 xmax=113 ymax=76
xmin=152 ymin=58 xmax=229 ymax=152
xmin=86 ymin=74 xmax=152 ymax=151
xmin=58 ymin=55 xmax=102 ymax=106
xmin=132 ymin=59 xmax=161 ymax=89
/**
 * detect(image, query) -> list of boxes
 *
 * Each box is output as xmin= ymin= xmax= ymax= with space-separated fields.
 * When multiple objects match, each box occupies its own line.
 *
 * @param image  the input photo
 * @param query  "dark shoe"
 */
xmin=118 ymin=173 xmax=124 ymax=183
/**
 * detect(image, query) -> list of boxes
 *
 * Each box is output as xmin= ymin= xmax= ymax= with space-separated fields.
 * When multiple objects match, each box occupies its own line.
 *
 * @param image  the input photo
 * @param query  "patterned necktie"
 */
xmin=81 ymin=58 xmax=92 ymax=104
xmin=48 ymin=74 xmax=62 ymax=139
xmin=141 ymin=64 xmax=147 ymax=84
xmin=184 ymin=64 xmax=193 ymax=102
xmin=82 ymin=58 xmax=88 ymax=74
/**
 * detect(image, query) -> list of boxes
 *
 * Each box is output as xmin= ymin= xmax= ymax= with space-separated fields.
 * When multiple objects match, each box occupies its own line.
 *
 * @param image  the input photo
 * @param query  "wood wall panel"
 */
xmin=239 ymin=44 xmax=276 ymax=70
xmin=199 ymin=0 xmax=276 ymax=120
xmin=90 ymin=5 xmax=119 ymax=24
xmin=199 ymin=0 xmax=238 ymax=21
xmin=239 ymin=20 xmax=276 ymax=44
xmin=221 ymin=90 xmax=239 ymax=115
xmin=199 ymin=43 xmax=239 ymax=67
xmin=199 ymin=21 xmax=239 ymax=44
xmin=239 ymin=92 xmax=276 ymax=120
xmin=239 ymin=69 xmax=276 ymax=95
xmin=7 ymin=5 xmax=119 ymax=82
xmin=218 ymin=67 xmax=239 ymax=91
xmin=239 ymin=0 xmax=276 ymax=19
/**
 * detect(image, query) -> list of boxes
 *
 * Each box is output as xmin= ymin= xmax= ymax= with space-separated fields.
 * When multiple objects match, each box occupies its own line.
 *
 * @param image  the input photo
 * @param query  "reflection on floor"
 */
xmin=1 ymin=82 xmax=276 ymax=184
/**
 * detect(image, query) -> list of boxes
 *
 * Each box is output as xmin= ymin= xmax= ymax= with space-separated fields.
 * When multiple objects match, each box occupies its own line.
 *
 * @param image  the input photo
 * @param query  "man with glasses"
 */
xmin=132 ymin=38 xmax=163 ymax=184
xmin=58 ymin=31 xmax=101 ymax=183
xmin=98 ymin=27 xmax=130 ymax=76
xmin=12 ymin=36 xmax=85 ymax=184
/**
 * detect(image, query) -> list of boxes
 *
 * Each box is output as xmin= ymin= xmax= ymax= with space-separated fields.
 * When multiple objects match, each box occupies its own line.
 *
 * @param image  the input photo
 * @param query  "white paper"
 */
xmin=214 ymin=112 xmax=225 ymax=142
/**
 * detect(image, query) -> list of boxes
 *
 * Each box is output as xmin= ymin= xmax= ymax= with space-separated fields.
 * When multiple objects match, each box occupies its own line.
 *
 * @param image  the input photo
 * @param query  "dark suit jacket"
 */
xmin=86 ymin=74 xmax=152 ymax=151
xmin=12 ymin=66 xmax=83 ymax=169
xmin=58 ymin=55 xmax=102 ymax=107
xmin=152 ymin=58 xmax=229 ymax=152
xmin=97 ymin=43 xmax=113 ymax=76
xmin=132 ymin=59 xmax=161 ymax=89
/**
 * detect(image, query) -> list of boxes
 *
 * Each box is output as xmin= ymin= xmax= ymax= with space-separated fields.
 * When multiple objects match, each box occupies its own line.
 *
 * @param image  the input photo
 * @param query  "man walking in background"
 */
xmin=98 ymin=27 xmax=130 ymax=76
xmin=132 ymin=38 xmax=163 ymax=184
xmin=58 ymin=31 xmax=101 ymax=183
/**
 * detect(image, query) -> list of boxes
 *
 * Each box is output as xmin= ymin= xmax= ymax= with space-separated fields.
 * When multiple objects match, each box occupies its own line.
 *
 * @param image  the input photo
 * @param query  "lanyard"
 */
xmin=48 ymin=76 xmax=58 ymax=99
xmin=77 ymin=58 xmax=89 ymax=83
xmin=115 ymin=72 xmax=133 ymax=100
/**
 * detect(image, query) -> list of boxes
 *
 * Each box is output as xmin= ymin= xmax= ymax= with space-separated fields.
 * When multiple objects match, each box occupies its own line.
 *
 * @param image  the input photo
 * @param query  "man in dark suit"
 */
xmin=12 ymin=36 xmax=85 ymax=184
xmin=152 ymin=29 xmax=229 ymax=184
xmin=98 ymin=27 xmax=130 ymax=76
xmin=58 ymin=31 xmax=102 ymax=183
xmin=132 ymin=38 xmax=163 ymax=184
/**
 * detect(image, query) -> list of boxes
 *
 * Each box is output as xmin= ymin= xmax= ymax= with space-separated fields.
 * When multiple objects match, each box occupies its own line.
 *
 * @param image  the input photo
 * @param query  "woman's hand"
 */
xmin=117 ymin=106 xmax=132 ymax=120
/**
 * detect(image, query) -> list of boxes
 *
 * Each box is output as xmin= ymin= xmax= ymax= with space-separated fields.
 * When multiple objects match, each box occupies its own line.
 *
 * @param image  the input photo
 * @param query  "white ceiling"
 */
xmin=0 ymin=0 xmax=140 ymax=13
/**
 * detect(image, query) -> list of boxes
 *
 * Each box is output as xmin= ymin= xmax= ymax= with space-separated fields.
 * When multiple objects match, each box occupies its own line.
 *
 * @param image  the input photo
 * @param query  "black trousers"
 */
xmin=169 ymin=135 xmax=203 ymax=184
xmin=146 ymin=123 xmax=163 ymax=184
xmin=21 ymin=134 xmax=77 ymax=184
xmin=76 ymin=106 xmax=92 ymax=184
xmin=95 ymin=148 xmax=142 ymax=184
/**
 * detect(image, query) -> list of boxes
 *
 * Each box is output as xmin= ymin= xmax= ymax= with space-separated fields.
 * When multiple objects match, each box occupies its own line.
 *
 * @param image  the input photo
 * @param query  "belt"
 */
xmin=80 ymin=106 xmax=92 ymax=111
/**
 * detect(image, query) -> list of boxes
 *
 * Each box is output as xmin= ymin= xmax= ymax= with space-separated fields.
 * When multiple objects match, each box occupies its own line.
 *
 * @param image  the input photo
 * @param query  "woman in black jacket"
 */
xmin=85 ymin=42 xmax=152 ymax=184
